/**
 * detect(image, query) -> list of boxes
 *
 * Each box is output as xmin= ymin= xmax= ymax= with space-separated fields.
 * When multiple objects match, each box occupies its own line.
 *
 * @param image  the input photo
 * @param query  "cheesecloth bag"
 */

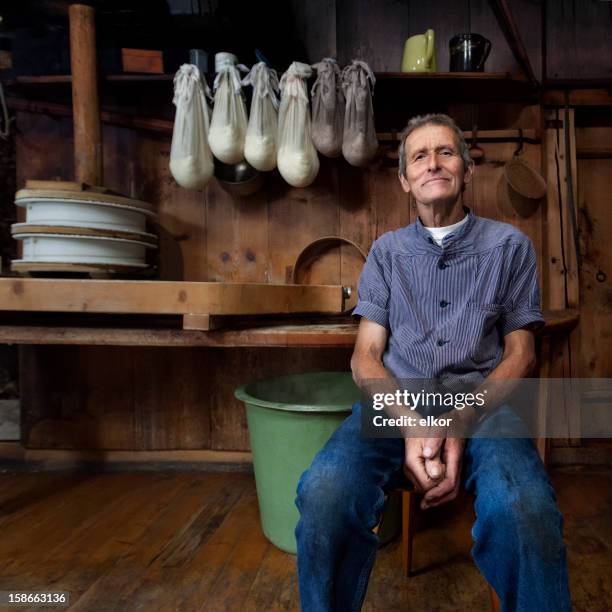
xmin=241 ymin=62 xmax=279 ymax=171
xmin=277 ymin=61 xmax=319 ymax=188
xmin=169 ymin=64 xmax=214 ymax=189
xmin=311 ymin=58 xmax=344 ymax=158
xmin=208 ymin=52 xmax=249 ymax=164
xmin=341 ymin=60 xmax=378 ymax=167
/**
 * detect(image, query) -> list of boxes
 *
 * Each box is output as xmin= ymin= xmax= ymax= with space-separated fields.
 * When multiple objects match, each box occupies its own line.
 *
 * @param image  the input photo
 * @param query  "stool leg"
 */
xmin=489 ymin=584 xmax=501 ymax=611
xmin=401 ymin=489 xmax=417 ymax=577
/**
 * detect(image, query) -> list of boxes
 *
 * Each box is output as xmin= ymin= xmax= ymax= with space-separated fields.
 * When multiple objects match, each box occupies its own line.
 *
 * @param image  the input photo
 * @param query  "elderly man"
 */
xmin=295 ymin=114 xmax=571 ymax=611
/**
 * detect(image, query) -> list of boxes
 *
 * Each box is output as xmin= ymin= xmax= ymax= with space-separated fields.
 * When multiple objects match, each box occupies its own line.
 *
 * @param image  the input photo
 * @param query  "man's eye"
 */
xmin=414 ymin=154 xmax=425 ymax=161
xmin=441 ymin=150 xmax=453 ymax=156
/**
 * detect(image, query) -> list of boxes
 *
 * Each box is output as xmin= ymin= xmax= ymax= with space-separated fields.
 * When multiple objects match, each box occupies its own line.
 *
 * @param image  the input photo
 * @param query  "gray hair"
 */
xmin=398 ymin=113 xmax=472 ymax=178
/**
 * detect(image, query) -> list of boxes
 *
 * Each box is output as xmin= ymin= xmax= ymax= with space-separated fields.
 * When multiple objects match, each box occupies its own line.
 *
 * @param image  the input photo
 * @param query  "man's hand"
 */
xmin=420 ymin=437 xmax=465 ymax=510
xmin=403 ymin=405 xmax=473 ymax=488
xmin=403 ymin=437 xmax=445 ymax=493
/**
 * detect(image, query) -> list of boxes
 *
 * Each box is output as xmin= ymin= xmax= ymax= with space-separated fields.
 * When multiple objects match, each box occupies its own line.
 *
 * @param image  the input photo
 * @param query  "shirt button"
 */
xmin=439 ymin=300 xmax=449 ymax=308
xmin=437 ymin=259 xmax=447 ymax=270
xmin=436 ymin=339 xmax=448 ymax=346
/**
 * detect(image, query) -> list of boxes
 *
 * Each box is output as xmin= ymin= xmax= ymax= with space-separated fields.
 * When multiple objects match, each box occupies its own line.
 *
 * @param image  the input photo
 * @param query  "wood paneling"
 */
xmin=577 ymin=127 xmax=612 ymax=378
xmin=336 ymin=0 xmax=410 ymax=70
xmin=15 ymin=96 xmax=546 ymax=451
xmin=546 ymin=0 xmax=612 ymax=81
xmin=11 ymin=0 xmax=569 ymax=453
xmin=290 ymin=0 xmax=337 ymax=63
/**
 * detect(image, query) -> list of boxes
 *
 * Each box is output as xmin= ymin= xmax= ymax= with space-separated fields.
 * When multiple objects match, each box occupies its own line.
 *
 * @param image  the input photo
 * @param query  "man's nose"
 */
xmin=427 ymin=152 xmax=440 ymax=171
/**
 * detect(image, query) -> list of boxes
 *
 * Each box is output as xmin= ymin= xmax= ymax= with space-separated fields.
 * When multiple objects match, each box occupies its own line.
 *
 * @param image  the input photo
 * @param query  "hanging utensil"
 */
xmin=469 ymin=124 xmax=484 ymax=164
xmin=504 ymin=129 xmax=547 ymax=199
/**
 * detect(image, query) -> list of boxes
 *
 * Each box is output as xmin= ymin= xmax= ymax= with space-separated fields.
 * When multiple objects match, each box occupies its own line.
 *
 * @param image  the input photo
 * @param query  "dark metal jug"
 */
xmin=449 ymin=33 xmax=491 ymax=72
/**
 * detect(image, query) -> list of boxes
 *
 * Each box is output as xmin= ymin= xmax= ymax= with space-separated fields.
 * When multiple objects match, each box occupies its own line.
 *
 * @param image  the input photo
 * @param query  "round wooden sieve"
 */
xmin=504 ymin=131 xmax=547 ymax=200
xmin=504 ymin=155 xmax=547 ymax=200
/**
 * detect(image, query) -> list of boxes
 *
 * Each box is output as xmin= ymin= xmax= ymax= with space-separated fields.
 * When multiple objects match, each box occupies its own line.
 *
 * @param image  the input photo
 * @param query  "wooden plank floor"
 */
xmin=0 ymin=466 xmax=610 ymax=611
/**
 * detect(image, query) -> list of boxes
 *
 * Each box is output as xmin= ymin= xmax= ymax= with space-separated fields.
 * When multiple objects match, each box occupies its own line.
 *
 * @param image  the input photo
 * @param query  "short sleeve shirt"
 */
xmin=353 ymin=208 xmax=545 ymax=386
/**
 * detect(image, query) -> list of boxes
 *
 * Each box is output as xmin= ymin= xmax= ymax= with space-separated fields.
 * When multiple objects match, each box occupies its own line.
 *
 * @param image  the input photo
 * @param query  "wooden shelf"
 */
xmin=376 ymin=71 xmax=515 ymax=80
xmin=0 ymin=278 xmax=344 ymax=318
xmin=0 ymin=310 xmax=578 ymax=348
xmin=12 ymin=74 xmax=173 ymax=84
xmin=373 ymin=71 xmax=538 ymax=106
xmin=0 ymin=322 xmax=358 ymax=348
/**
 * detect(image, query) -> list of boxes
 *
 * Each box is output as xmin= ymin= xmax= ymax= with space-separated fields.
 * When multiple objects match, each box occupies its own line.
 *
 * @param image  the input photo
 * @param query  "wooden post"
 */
xmin=69 ymin=4 xmax=102 ymax=186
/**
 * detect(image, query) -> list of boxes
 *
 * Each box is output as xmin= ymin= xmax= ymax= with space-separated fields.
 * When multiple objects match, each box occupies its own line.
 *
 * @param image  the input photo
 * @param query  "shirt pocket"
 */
xmin=461 ymin=302 xmax=504 ymax=362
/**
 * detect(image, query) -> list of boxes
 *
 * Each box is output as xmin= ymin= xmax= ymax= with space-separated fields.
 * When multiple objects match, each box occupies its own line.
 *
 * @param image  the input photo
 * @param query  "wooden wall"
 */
xmin=576 ymin=124 xmax=612 ymax=379
xmin=10 ymin=0 xmax=611 ymax=453
xmin=15 ymin=100 xmax=545 ymax=452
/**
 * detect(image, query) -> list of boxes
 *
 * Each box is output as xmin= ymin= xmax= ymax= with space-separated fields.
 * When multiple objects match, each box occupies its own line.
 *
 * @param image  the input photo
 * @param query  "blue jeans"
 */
xmin=295 ymin=403 xmax=571 ymax=612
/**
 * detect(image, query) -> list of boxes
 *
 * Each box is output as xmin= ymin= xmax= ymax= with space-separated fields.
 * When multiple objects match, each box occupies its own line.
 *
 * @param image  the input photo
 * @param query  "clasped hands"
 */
xmin=402 ymin=406 xmax=476 ymax=510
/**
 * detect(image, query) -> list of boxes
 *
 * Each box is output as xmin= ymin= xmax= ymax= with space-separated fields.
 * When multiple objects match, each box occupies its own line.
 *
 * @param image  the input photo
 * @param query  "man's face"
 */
xmin=399 ymin=124 xmax=473 ymax=206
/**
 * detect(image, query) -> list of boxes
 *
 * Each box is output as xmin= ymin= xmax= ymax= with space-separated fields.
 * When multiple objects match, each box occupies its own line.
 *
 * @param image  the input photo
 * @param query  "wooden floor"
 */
xmin=0 ymin=466 xmax=610 ymax=611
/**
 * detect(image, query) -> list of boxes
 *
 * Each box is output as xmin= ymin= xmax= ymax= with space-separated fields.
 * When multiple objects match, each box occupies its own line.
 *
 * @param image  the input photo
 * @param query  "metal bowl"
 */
xmin=214 ymin=159 xmax=265 ymax=197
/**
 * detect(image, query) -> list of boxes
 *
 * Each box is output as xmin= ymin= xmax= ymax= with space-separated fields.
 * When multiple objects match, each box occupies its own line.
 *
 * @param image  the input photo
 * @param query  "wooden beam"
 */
xmin=0 ymin=310 xmax=577 ymax=348
xmin=7 ymin=96 xmax=174 ymax=135
xmin=0 ymin=323 xmax=359 ymax=348
xmin=0 ymin=278 xmax=344 ymax=316
xmin=488 ymin=0 xmax=539 ymax=87
xmin=69 ymin=4 xmax=103 ymax=184
xmin=542 ymin=88 xmax=612 ymax=107
xmin=378 ymin=128 xmax=541 ymax=144
xmin=543 ymin=109 xmax=581 ymax=445
xmin=0 ymin=443 xmax=253 ymax=470
xmin=576 ymin=147 xmax=612 ymax=159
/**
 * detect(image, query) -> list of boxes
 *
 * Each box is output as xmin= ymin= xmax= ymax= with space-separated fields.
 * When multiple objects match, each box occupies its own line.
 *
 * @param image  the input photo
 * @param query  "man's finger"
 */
xmin=423 ymin=475 xmax=455 ymax=501
xmin=422 ymin=436 xmax=443 ymax=460
xmin=422 ymin=484 xmax=460 ymax=509
xmin=404 ymin=458 xmax=432 ymax=492
xmin=424 ymin=457 xmax=445 ymax=480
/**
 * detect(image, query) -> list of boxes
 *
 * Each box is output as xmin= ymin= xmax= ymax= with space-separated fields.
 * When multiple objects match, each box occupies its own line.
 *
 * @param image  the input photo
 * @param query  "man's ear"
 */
xmin=399 ymin=173 xmax=411 ymax=194
xmin=463 ymin=161 xmax=475 ymax=187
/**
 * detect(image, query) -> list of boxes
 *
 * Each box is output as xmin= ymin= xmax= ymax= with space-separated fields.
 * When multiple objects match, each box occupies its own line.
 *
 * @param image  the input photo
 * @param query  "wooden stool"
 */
xmin=401 ymin=487 xmax=501 ymax=610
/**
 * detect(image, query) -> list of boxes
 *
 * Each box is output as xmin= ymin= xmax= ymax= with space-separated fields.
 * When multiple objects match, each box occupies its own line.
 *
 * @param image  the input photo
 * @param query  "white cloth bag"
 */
xmin=277 ymin=61 xmax=320 ymax=188
xmin=169 ymin=64 xmax=214 ymax=190
xmin=208 ymin=52 xmax=249 ymax=164
xmin=242 ymin=62 xmax=279 ymax=171
xmin=341 ymin=60 xmax=378 ymax=168
xmin=311 ymin=58 xmax=344 ymax=158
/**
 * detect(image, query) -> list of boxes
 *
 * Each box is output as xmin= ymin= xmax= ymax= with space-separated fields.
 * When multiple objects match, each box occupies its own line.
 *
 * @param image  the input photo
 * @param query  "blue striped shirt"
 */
xmin=353 ymin=207 xmax=545 ymax=385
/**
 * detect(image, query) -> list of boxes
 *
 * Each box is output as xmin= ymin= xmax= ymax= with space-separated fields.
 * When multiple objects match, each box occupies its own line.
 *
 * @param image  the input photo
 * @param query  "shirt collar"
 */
xmin=415 ymin=205 xmax=476 ymax=252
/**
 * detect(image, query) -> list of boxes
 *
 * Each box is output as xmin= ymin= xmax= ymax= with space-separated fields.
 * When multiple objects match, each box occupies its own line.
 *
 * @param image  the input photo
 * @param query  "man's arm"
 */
xmin=351 ymin=318 xmax=445 ymax=491
xmin=421 ymin=327 xmax=537 ymax=509
xmin=453 ymin=327 xmax=537 ymax=427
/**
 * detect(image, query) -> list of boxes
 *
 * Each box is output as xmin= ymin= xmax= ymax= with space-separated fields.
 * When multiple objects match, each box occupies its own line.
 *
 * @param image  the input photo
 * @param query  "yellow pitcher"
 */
xmin=401 ymin=29 xmax=436 ymax=72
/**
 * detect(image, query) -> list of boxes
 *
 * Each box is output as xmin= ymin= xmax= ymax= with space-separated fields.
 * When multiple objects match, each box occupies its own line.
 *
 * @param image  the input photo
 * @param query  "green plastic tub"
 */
xmin=235 ymin=371 xmax=400 ymax=554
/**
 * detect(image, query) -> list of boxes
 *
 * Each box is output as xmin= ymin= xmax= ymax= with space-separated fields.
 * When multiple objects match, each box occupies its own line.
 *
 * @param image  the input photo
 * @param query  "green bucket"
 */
xmin=235 ymin=371 xmax=400 ymax=554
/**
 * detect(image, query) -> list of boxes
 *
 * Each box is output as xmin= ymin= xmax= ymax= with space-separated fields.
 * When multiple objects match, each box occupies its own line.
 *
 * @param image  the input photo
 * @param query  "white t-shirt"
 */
xmin=421 ymin=213 xmax=469 ymax=247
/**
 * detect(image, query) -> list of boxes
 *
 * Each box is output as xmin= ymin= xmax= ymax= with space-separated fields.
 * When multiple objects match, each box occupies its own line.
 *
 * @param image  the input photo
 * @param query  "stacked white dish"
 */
xmin=11 ymin=181 xmax=158 ymax=275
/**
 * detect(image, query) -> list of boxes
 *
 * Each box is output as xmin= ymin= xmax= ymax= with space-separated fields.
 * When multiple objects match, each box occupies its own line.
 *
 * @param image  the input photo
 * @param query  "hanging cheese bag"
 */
xmin=208 ymin=52 xmax=248 ymax=164
xmin=277 ymin=61 xmax=319 ymax=188
xmin=242 ymin=62 xmax=280 ymax=172
xmin=169 ymin=64 xmax=214 ymax=189
xmin=311 ymin=58 xmax=344 ymax=158
xmin=341 ymin=60 xmax=378 ymax=168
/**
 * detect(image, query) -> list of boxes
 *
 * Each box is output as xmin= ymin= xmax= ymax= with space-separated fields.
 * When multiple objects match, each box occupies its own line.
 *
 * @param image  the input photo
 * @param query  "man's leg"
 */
xmin=295 ymin=403 xmax=404 ymax=612
xmin=463 ymin=408 xmax=572 ymax=612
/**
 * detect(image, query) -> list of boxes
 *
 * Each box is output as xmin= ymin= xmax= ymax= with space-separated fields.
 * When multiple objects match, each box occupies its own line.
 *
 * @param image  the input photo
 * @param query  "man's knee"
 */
xmin=474 ymin=482 xmax=564 ymax=559
xmin=296 ymin=462 xmax=353 ymax=521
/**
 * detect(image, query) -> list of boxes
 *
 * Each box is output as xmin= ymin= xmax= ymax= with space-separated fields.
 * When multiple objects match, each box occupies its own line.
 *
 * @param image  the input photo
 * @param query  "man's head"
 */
xmin=398 ymin=114 xmax=473 ymax=207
